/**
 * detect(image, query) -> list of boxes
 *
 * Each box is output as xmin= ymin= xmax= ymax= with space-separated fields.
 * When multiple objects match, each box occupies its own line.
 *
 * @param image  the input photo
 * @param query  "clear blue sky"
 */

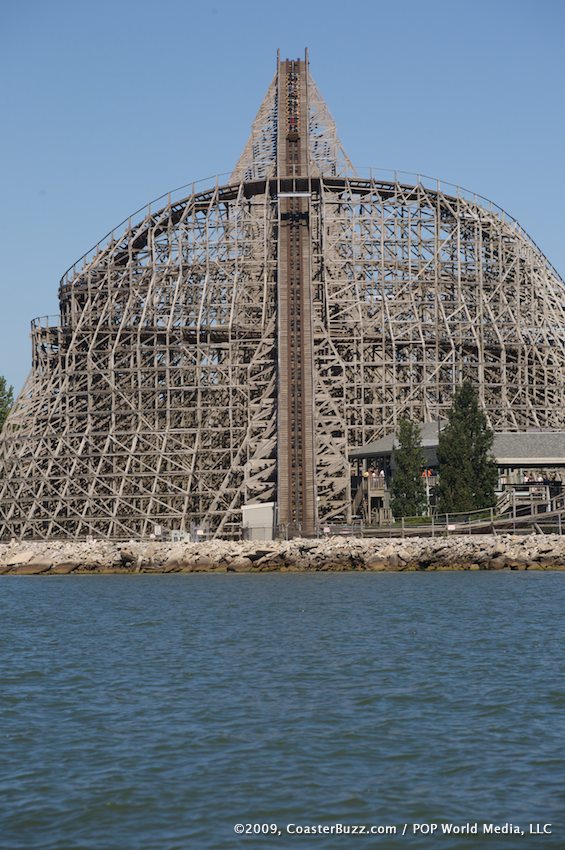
xmin=2 ymin=0 xmax=564 ymax=394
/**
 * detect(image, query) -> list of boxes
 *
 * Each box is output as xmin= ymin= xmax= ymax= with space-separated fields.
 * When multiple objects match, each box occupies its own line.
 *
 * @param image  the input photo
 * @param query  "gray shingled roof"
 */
xmin=349 ymin=423 xmax=565 ymax=464
xmin=349 ymin=421 xmax=443 ymax=457
xmin=493 ymin=431 xmax=565 ymax=463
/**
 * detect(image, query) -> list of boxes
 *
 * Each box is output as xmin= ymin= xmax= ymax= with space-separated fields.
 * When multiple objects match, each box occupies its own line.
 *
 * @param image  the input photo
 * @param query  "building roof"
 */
xmin=493 ymin=431 xmax=565 ymax=464
xmin=349 ymin=424 xmax=565 ymax=465
xmin=349 ymin=422 xmax=444 ymax=458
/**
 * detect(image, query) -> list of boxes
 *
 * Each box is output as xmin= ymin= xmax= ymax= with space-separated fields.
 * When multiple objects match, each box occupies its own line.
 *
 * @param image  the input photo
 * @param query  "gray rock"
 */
xmin=226 ymin=556 xmax=253 ymax=571
xmin=11 ymin=562 xmax=52 ymax=575
xmin=50 ymin=561 xmax=80 ymax=574
xmin=3 ymin=549 xmax=37 ymax=567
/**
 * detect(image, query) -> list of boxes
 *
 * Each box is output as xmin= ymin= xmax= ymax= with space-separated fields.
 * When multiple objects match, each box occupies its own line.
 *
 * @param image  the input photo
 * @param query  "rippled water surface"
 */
xmin=1 ymin=572 xmax=564 ymax=850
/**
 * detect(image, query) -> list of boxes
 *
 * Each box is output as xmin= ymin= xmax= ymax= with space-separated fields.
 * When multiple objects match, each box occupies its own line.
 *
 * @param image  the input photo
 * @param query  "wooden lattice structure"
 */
xmin=1 ymin=52 xmax=565 ymax=539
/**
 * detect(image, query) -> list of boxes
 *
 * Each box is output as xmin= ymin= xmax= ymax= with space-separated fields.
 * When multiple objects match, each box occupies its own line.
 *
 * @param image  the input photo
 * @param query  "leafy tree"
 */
xmin=0 ymin=376 xmax=13 ymax=432
xmin=390 ymin=418 xmax=426 ymax=517
xmin=437 ymin=381 xmax=498 ymax=513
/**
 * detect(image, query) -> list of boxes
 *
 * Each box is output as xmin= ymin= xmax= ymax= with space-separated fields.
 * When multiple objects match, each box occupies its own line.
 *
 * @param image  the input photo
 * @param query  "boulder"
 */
xmin=487 ymin=556 xmax=510 ymax=570
xmin=255 ymin=553 xmax=285 ymax=568
xmin=50 ymin=561 xmax=80 ymax=574
xmin=162 ymin=562 xmax=184 ymax=572
xmin=11 ymin=562 xmax=52 ymax=575
xmin=365 ymin=553 xmax=389 ymax=569
xmin=118 ymin=547 xmax=136 ymax=566
xmin=2 ymin=549 xmax=37 ymax=567
xmin=226 ymin=556 xmax=253 ymax=572
xmin=247 ymin=549 xmax=276 ymax=562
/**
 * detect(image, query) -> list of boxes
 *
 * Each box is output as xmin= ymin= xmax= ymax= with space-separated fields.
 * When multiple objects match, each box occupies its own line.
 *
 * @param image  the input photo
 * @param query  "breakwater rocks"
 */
xmin=1 ymin=535 xmax=565 ymax=575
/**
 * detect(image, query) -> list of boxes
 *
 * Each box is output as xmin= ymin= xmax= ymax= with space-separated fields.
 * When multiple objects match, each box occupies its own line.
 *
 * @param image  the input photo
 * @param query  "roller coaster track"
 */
xmin=276 ymin=58 xmax=316 ymax=536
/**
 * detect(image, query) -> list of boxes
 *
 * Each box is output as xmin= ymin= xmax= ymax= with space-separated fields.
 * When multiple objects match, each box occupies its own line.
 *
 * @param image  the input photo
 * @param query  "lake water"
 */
xmin=1 ymin=572 xmax=564 ymax=850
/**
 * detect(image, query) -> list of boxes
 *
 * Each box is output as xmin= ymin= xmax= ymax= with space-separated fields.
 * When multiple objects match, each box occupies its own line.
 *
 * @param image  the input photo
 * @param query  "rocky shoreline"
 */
xmin=1 ymin=535 xmax=565 ymax=575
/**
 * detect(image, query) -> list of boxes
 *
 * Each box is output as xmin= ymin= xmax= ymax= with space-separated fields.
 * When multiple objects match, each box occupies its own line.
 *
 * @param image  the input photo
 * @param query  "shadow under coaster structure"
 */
xmin=2 ymin=52 xmax=565 ymax=540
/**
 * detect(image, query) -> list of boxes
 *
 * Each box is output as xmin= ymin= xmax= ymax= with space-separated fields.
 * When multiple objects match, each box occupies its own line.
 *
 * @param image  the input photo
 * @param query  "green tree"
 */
xmin=437 ymin=381 xmax=498 ymax=513
xmin=0 ymin=376 xmax=13 ymax=432
xmin=390 ymin=418 xmax=426 ymax=517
